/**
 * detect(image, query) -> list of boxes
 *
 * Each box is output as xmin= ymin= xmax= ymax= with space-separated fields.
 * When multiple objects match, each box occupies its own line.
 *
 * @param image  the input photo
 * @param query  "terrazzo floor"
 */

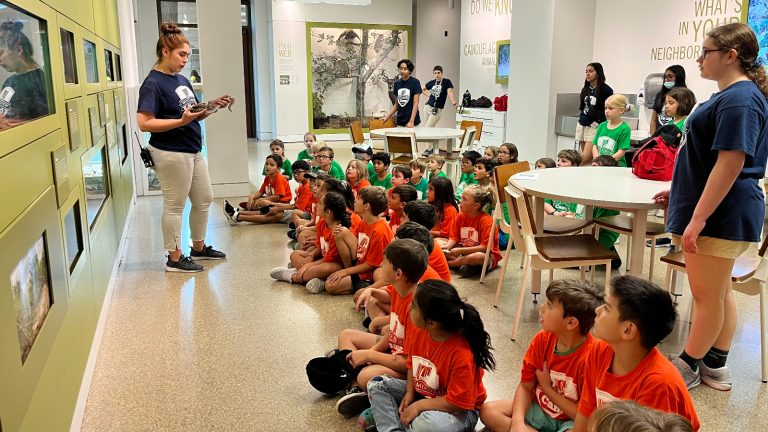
xmin=79 ymin=139 xmax=768 ymax=431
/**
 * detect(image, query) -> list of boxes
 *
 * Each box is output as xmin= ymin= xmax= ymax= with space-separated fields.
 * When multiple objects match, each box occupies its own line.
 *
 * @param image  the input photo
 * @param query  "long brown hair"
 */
xmin=708 ymin=22 xmax=768 ymax=99
xmin=0 ymin=21 xmax=37 ymax=67
xmin=155 ymin=23 xmax=189 ymax=65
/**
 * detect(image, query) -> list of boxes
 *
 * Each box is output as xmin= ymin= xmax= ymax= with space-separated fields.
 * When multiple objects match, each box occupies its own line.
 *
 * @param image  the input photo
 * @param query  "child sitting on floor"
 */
xmin=387 ymin=185 xmax=418 ymax=234
xmin=390 ymin=165 xmax=411 ymax=190
xmin=428 ymin=176 xmax=459 ymax=248
xmin=261 ymin=139 xmax=292 ymax=180
xmin=403 ymin=200 xmax=450 ymax=283
xmin=544 ymin=149 xmax=581 ymax=217
xmin=369 ymin=152 xmax=392 ymax=189
xmin=480 ymin=279 xmax=603 ymax=432
xmin=426 ymin=154 xmax=446 ymax=180
xmin=536 ymin=157 xmax=556 ymax=169
xmin=473 ymin=157 xmax=496 ymax=188
xmin=408 ymin=158 xmax=429 ymax=200
xmin=346 ymin=159 xmax=370 ymax=199
xmin=455 ymin=150 xmax=482 ymax=200
xmin=483 ymin=145 xmax=499 ymax=162
xmin=444 ymin=184 xmax=501 ymax=278
xmin=297 ymin=132 xmax=316 ymax=161
xmin=498 ymin=143 xmax=519 ymax=165
xmin=314 ymin=145 xmax=346 ymax=180
xmin=244 ymin=154 xmax=292 ymax=210
xmin=588 ymin=400 xmax=693 ymax=432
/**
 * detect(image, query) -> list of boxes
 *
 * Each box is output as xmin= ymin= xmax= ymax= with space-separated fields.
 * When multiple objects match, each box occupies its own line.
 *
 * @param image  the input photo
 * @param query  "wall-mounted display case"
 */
xmin=83 ymin=39 xmax=98 ymax=85
xmin=82 ymin=144 xmax=110 ymax=229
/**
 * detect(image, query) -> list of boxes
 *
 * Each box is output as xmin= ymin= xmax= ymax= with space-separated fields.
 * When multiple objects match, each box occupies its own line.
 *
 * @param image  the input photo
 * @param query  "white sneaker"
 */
xmin=270 ymin=267 xmax=296 ymax=282
xmin=306 ymin=278 xmax=325 ymax=294
xmin=699 ymin=362 xmax=733 ymax=391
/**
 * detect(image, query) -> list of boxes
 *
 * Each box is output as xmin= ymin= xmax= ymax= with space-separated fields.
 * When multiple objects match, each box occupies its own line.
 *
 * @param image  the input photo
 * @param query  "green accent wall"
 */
xmin=0 ymin=0 xmax=131 ymax=431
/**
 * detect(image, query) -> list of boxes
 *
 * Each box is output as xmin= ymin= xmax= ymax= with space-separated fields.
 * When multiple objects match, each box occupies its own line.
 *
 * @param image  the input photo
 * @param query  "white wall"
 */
xmin=459 ymin=0 xmax=511 ymax=101
xmin=252 ymin=0 xmax=274 ymax=140
xmin=592 ymin=0 xmax=742 ymax=119
xmin=270 ymin=0 xmax=412 ymax=139
xmin=414 ymin=0 xmax=462 ymax=128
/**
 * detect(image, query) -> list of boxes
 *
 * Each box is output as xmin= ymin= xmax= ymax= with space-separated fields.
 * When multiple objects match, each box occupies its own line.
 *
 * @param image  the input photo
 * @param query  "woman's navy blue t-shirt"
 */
xmin=137 ymin=70 xmax=202 ymax=153
xmin=667 ymin=81 xmax=768 ymax=242
xmin=394 ymin=76 xmax=422 ymax=126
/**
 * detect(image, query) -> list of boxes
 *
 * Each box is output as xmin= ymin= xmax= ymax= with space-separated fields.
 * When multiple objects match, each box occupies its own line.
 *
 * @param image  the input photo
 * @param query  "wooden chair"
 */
xmin=460 ymin=120 xmax=483 ymax=146
xmin=504 ymin=183 xmax=619 ymax=340
xmin=445 ymin=126 xmax=476 ymax=161
xmin=661 ymin=237 xmax=768 ymax=383
xmin=349 ymin=121 xmax=364 ymax=146
xmin=481 ymin=162 xmax=531 ymax=285
xmin=384 ymin=131 xmax=418 ymax=165
xmin=592 ymin=214 xmax=667 ymax=279
xmin=368 ymin=118 xmax=394 ymax=151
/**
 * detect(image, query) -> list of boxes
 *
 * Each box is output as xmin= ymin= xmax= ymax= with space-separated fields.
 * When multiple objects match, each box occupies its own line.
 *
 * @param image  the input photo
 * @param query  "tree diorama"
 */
xmin=310 ymin=26 xmax=408 ymax=130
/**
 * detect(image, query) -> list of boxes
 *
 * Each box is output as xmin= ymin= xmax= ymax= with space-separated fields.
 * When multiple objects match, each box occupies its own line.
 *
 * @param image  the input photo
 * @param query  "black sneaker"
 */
xmin=287 ymin=229 xmax=298 ymax=240
xmin=166 ymin=255 xmax=204 ymax=272
xmin=336 ymin=387 xmax=370 ymax=418
xmin=288 ymin=221 xmax=297 ymax=230
xmin=190 ymin=245 xmax=226 ymax=260
xmin=646 ymin=237 xmax=672 ymax=248
xmin=459 ymin=264 xmax=482 ymax=278
xmin=362 ymin=316 xmax=372 ymax=329
xmin=224 ymin=200 xmax=235 ymax=216
xmin=421 ymin=148 xmax=433 ymax=158
xmin=259 ymin=205 xmax=273 ymax=215
xmin=609 ymin=248 xmax=622 ymax=270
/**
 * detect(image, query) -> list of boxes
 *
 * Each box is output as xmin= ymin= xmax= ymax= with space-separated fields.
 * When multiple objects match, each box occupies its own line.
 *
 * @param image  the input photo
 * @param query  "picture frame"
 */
xmin=495 ymin=39 xmax=510 ymax=85
xmin=65 ymin=100 xmax=82 ymax=151
xmin=50 ymin=144 xmax=69 ymax=207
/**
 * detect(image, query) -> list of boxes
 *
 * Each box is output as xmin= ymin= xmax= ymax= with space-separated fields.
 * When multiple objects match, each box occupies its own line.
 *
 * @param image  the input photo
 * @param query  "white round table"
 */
xmin=508 ymin=166 xmax=670 ymax=288
xmin=370 ymin=127 xmax=465 ymax=153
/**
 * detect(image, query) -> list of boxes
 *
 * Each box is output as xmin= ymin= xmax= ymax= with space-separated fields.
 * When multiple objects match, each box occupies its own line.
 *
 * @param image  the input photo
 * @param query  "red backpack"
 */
xmin=631 ymin=124 xmax=683 ymax=181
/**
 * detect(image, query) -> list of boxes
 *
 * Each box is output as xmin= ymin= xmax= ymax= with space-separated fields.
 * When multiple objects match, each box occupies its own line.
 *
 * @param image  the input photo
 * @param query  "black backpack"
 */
xmin=306 ymin=349 xmax=361 ymax=394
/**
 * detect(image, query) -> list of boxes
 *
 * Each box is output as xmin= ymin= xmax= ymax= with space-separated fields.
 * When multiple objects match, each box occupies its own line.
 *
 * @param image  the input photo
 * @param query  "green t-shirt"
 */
xmin=544 ymin=199 xmax=578 ymax=214
xmin=593 ymin=207 xmax=620 ymax=250
xmin=262 ymin=158 xmax=293 ymax=177
xmin=297 ymin=149 xmax=313 ymax=161
xmin=369 ymin=173 xmax=392 ymax=189
xmin=668 ymin=117 xmax=686 ymax=131
xmin=428 ymin=170 xmax=446 ymax=181
xmin=455 ymin=172 xmax=477 ymax=200
xmin=367 ymin=162 xmax=375 ymax=179
xmin=314 ymin=160 xmax=345 ymax=180
xmin=592 ymin=121 xmax=632 ymax=167
xmin=409 ymin=176 xmax=429 ymax=200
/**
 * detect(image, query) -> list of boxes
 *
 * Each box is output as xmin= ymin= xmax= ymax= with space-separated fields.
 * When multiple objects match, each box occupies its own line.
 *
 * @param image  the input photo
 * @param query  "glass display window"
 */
xmin=83 ymin=39 xmax=98 ymax=84
xmin=104 ymin=49 xmax=114 ymax=82
xmin=63 ymin=201 xmax=84 ymax=273
xmin=60 ymin=29 xmax=77 ymax=85
xmin=0 ymin=2 xmax=55 ymax=131
xmin=114 ymin=53 xmax=122 ymax=81
xmin=83 ymin=145 xmax=110 ymax=228
xmin=158 ymin=0 xmax=202 ymax=83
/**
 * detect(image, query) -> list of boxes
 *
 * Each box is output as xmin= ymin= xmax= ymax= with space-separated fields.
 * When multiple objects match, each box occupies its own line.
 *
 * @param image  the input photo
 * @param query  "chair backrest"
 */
xmin=370 ymin=118 xmax=394 ymax=131
xmin=384 ymin=132 xmax=417 ymax=156
xmin=456 ymin=126 xmax=476 ymax=153
xmin=349 ymin=121 xmax=364 ymax=145
xmin=460 ymin=120 xmax=483 ymax=141
xmin=493 ymin=161 xmax=530 ymax=205
xmin=502 ymin=184 xmax=528 ymax=255
xmin=507 ymin=184 xmax=541 ymax=257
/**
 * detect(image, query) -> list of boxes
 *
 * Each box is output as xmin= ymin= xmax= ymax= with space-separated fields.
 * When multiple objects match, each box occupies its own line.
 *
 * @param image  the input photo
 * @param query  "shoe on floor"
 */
xmin=190 ymin=245 xmax=226 ymax=260
xmin=270 ymin=267 xmax=297 ymax=282
xmin=361 ymin=316 xmax=371 ymax=330
xmin=288 ymin=221 xmax=297 ymax=230
xmin=166 ymin=255 xmax=204 ymax=273
xmin=609 ymin=247 xmax=621 ymax=269
xmin=337 ymin=388 xmax=370 ymax=418
xmin=287 ymin=229 xmax=298 ymax=240
xmin=458 ymin=265 xmax=482 ymax=278
xmin=700 ymin=362 xmax=732 ymax=391
xmin=670 ymin=356 xmax=701 ymax=390
xmin=357 ymin=407 xmax=376 ymax=431
xmin=225 ymin=208 xmax=240 ymax=225
xmin=224 ymin=200 xmax=235 ymax=216
xmin=421 ymin=148 xmax=433 ymax=158
xmin=306 ymin=278 xmax=326 ymax=294
xmin=647 ymin=237 xmax=672 ymax=248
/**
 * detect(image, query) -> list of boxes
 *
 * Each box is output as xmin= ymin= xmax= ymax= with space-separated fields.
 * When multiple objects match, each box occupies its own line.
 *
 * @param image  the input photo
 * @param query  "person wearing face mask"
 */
xmin=649 ymin=65 xmax=687 ymax=135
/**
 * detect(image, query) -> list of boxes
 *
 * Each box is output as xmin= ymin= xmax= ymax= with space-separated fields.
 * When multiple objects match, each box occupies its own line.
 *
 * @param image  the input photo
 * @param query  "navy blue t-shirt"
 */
xmin=578 ymin=83 xmax=613 ymax=126
xmin=393 ymin=76 xmax=422 ymax=126
xmin=667 ymin=81 xmax=768 ymax=242
xmin=137 ymin=70 xmax=202 ymax=153
xmin=425 ymin=78 xmax=454 ymax=109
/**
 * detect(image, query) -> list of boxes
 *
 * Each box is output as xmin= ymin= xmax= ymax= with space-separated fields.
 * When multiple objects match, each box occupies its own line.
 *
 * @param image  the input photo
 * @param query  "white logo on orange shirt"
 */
xmin=388 ymin=312 xmax=405 ymax=354
xmin=357 ymin=232 xmax=370 ymax=261
xmin=412 ymin=356 xmax=442 ymax=398
xmin=536 ymin=370 xmax=579 ymax=419
xmin=595 ymin=388 xmax=620 ymax=408
xmin=460 ymin=227 xmax=479 ymax=246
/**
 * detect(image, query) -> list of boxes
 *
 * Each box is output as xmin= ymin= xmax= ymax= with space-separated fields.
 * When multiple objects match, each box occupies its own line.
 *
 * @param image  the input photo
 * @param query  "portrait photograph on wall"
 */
xmin=10 ymin=234 xmax=53 ymax=364
xmin=0 ymin=1 xmax=55 ymax=131
xmin=307 ymin=23 xmax=410 ymax=131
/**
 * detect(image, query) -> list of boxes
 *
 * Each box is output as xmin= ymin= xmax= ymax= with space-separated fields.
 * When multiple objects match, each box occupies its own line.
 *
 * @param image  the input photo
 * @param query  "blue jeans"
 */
xmin=367 ymin=375 xmax=479 ymax=432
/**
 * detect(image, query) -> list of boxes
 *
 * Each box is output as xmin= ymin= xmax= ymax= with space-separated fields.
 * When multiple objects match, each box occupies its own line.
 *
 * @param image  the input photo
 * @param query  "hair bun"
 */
xmin=0 ymin=20 xmax=23 ymax=32
xmin=159 ymin=22 xmax=182 ymax=35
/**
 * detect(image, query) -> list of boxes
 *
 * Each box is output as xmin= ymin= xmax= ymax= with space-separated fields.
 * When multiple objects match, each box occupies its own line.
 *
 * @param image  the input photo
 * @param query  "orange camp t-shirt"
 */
xmin=522 ymin=331 xmax=594 ymax=421
xmin=315 ymin=220 xmax=340 ymax=263
xmin=349 ymin=211 xmax=363 ymax=235
xmin=429 ymin=240 xmax=451 ymax=282
xmin=389 ymin=209 xmax=403 ymax=234
xmin=577 ymin=339 xmax=700 ymax=431
xmin=352 ymin=179 xmax=371 ymax=200
xmin=388 ymin=285 xmax=414 ymax=356
xmin=294 ymin=182 xmax=313 ymax=213
xmin=259 ymin=173 xmax=292 ymax=203
xmin=405 ymin=327 xmax=487 ymax=411
xmin=355 ymin=219 xmax=394 ymax=281
xmin=433 ymin=204 xmax=458 ymax=239
xmin=450 ymin=211 xmax=501 ymax=268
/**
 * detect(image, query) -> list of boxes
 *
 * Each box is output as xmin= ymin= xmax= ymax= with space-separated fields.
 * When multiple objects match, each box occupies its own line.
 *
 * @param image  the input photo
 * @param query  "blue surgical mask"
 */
xmin=663 ymin=81 xmax=675 ymax=89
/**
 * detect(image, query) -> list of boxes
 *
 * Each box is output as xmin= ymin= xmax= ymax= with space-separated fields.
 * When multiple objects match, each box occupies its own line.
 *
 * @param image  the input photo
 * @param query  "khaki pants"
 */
xmin=423 ymin=105 xmax=443 ymax=151
xmin=150 ymin=146 xmax=213 ymax=251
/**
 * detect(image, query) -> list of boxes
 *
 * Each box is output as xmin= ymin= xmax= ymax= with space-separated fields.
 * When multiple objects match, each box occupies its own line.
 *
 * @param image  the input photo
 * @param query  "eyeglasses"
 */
xmin=315 ymin=155 xmax=330 ymax=160
xmin=698 ymin=47 xmax=727 ymax=60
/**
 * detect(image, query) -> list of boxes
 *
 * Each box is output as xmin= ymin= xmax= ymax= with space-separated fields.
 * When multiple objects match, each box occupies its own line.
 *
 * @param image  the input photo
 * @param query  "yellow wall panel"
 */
xmin=41 ymin=0 xmax=95 ymax=32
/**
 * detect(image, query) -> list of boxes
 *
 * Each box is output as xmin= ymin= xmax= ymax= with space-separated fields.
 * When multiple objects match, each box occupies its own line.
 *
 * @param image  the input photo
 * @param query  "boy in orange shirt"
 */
xmin=480 ymin=280 xmax=603 ymax=432
xmin=242 ymin=154 xmax=292 ymax=210
xmin=573 ymin=275 xmax=700 ymax=432
xmin=225 ymin=160 xmax=311 ymax=224
xmin=388 ymin=184 xmax=418 ymax=234
xmin=323 ymin=186 xmax=393 ymax=295
xmin=336 ymin=238 xmax=429 ymax=417
xmin=403 ymin=200 xmax=451 ymax=283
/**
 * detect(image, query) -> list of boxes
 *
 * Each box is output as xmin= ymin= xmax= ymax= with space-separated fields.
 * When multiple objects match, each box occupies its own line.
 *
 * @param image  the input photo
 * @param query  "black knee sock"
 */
xmin=680 ymin=350 xmax=700 ymax=372
xmin=702 ymin=347 xmax=729 ymax=369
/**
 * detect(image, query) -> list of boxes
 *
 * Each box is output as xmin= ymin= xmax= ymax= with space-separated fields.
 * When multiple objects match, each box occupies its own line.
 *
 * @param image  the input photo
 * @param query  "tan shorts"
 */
xmin=671 ymin=235 xmax=751 ymax=259
xmin=575 ymin=122 xmax=598 ymax=142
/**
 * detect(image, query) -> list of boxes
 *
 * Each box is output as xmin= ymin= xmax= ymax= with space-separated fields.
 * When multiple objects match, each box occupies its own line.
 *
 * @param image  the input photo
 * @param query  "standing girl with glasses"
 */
xmin=654 ymin=22 xmax=768 ymax=391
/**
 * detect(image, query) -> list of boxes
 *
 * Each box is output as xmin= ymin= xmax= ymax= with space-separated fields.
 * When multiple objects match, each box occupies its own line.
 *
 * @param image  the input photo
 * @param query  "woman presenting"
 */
xmin=654 ymin=22 xmax=768 ymax=391
xmin=137 ymin=23 xmax=233 ymax=272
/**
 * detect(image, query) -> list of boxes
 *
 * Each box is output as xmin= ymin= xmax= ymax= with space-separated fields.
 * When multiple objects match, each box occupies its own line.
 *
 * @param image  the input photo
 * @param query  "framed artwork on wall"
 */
xmin=495 ymin=40 xmax=510 ymax=85
xmin=306 ymin=22 xmax=411 ymax=132
xmin=746 ymin=0 xmax=768 ymax=66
